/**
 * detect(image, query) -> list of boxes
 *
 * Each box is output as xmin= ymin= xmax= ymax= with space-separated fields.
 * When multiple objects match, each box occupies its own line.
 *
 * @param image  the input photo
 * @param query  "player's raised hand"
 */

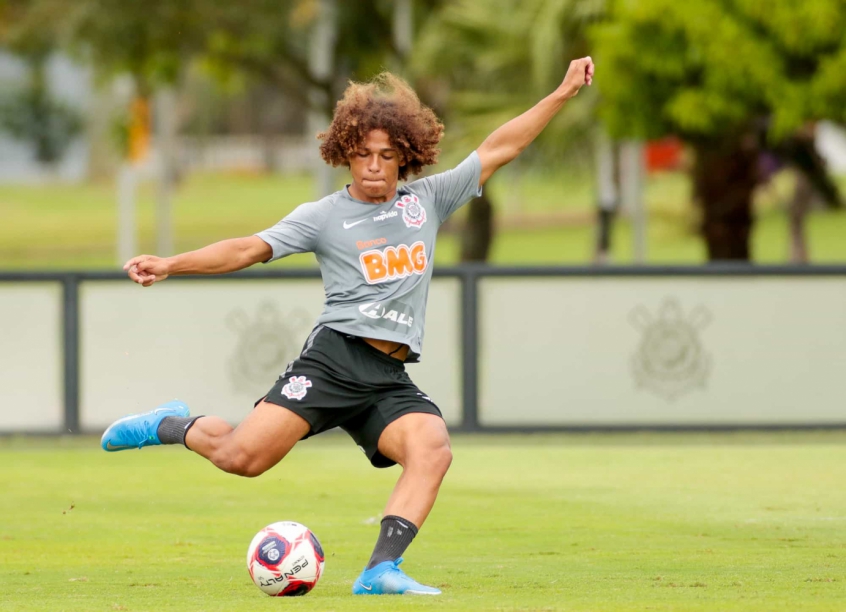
xmin=560 ymin=56 xmax=595 ymax=99
xmin=123 ymin=254 xmax=169 ymax=287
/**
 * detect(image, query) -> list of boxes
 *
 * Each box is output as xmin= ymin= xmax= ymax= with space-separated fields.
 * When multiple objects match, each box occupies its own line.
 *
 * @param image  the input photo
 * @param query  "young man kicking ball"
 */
xmin=101 ymin=57 xmax=595 ymax=595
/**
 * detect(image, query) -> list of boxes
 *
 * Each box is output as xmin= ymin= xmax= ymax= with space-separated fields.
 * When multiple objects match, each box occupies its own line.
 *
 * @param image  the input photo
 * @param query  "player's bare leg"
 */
xmin=352 ymin=412 xmax=451 ymax=595
xmin=101 ymin=399 xmax=310 ymax=478
xmin=185 ymin=401 xmax=311 ymax=477
xmin=377 ymin=412 xmax=452 ymax=527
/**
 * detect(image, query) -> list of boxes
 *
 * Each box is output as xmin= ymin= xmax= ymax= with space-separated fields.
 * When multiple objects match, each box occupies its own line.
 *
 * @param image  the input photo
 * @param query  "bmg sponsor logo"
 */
xmin=359 ymin=241 xmax=427 ymax=284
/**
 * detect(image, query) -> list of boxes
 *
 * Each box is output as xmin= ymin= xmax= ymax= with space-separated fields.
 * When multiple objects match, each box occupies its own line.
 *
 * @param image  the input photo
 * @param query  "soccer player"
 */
xmin=101 ymin=57 xmax=594 ymax=595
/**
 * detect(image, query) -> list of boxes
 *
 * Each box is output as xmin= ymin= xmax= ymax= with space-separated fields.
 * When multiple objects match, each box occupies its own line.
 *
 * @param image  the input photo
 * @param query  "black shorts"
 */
xmin=259 ymin=326 xmax=442 ymax=468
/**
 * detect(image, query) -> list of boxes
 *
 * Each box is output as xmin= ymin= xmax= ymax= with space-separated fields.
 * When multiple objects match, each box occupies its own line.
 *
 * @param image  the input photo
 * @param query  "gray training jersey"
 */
xmin=256 ymin=151 xmax=482 ymax=362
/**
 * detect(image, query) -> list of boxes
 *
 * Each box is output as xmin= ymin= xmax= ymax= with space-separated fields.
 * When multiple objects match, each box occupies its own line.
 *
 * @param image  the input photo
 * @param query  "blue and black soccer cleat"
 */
xmin=100 ymin=400 xmax=190 ymax=452
xmin=352 ymin=558 xmax=441 ymax=595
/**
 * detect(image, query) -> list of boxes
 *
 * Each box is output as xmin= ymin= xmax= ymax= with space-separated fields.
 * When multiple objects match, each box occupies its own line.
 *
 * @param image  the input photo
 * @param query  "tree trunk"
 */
xmin=691 ymin=134 xmax=759 ymax=261
xmin=460 ymin=192 xmax=494 ymax=262
xmin=594 ymin=128 xmax=618 ymax=264
xmin=788 ymin=171 xmax=812 ymax=264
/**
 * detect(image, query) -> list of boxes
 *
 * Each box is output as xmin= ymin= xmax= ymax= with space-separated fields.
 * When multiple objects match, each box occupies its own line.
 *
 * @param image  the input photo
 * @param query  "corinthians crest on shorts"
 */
xmin=281 ymin=376 xmax=313 ymax=400
xmin=396 ymin=194 xmax=427 ymax=229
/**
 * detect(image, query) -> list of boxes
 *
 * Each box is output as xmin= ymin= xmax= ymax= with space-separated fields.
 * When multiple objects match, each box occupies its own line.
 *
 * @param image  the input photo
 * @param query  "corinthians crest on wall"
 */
xmin=630 ymin=298 xmax=712 ymax=401
xmin=226 ymin=302 xmax=312 ymax=396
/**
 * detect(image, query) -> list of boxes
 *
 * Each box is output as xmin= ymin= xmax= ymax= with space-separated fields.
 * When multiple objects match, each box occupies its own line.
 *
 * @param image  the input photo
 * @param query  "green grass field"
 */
xmin=2 ymin=432 xmax=845 ymax=611
xmin=1 ymin=169 xmax=844 ymax=269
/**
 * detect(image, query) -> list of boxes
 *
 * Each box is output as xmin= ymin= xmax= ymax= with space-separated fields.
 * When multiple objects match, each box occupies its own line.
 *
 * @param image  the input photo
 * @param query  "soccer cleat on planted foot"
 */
xmin=352 ymin=558 xmax=441 ymax=596
xmin=100 ymin=400 xmax=190 ymax=452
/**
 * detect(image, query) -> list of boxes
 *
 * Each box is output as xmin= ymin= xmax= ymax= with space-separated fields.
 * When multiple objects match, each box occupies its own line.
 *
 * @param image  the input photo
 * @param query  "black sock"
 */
xmin=366 ymin=515 xmax=418 ymax=570
xmin=157 ymin=416 xmax=203 ymax=447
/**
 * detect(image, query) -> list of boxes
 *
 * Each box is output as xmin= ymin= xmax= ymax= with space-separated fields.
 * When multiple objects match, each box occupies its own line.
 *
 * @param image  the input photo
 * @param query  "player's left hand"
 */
xmin=560 ymin=56 xmax=594 ymax=99
xmin=123 ymin=254 xmax=169 ymax=287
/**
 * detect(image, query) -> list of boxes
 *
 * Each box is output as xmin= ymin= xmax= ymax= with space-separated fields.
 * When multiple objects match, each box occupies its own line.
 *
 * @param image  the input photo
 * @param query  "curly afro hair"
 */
xmin=318 ymin=72 xmax=444 ymax=181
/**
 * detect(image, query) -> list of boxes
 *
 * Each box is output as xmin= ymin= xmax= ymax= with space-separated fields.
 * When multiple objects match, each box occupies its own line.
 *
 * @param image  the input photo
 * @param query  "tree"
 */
xmin=0 ymin=56 xmax=83 ymax=164
xmin=180 ymin=0 xmax=442 ymax=115
xmin=413 ymin=0 xmax=603 ymax=261
xmin=2 ymin=0 xmax=428 ymax=255
xmin=593 ymin=0 xmax=845 ymax=261
xmin=5 ymin=0 xmax=449 ymax=165
xmin=0 ymin=0 xmax=83 ymax=164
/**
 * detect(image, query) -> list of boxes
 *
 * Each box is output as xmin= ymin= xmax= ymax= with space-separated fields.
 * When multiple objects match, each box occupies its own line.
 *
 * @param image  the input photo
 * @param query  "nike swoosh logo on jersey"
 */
xmin=343 ymin=219 xmax=367 ymax=229
xmin=358 ymin=581 xmax=373 ymax=591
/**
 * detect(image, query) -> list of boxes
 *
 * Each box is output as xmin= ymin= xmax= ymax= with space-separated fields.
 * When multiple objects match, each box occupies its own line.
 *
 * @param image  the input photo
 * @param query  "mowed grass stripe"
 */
xmin=1 ymin=433 xmax=845 ymax=611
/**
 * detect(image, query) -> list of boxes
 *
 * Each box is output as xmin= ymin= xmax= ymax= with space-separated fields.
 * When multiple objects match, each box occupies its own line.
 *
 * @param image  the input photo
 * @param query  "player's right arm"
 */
xmin=124 ymin=236 xmax=271 ymax=287
xmin=126 ymin=199 xmax=331 ymax=287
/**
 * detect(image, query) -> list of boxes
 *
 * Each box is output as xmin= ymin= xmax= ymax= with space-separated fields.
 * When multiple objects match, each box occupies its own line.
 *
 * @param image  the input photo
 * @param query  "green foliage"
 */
xmin=191 ymin=0 xmax=442 ymax=113
xmin=0 ymin=84 xmax=83 ymax=163
xmin=593 ymin=0 xmax=846 ymax=142
xmin=0 ymin=52 xmax=83 ymax=164
xmin=413 ymin=0 xmax=604 ymax=165
xmin=3 ymin=0 xmax=439 ymax=115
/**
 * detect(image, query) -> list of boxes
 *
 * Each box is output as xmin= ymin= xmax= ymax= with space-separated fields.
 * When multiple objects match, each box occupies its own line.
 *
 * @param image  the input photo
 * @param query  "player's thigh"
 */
xmin=377 ymin=411 xmax=451 ymax=467
xmin=228 ymin=400 xmax=311 ymax=468
xmin=342 ymin=384 xmax=445 ymax=468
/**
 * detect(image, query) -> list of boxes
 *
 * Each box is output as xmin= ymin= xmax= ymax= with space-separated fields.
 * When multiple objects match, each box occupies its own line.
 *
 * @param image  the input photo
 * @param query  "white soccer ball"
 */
xmin=246 ymin=521 xmax=325 ymax=596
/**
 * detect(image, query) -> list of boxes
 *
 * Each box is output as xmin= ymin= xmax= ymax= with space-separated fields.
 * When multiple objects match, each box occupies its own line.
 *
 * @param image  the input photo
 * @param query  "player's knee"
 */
xmin=217 ymin=448 xmax=269 ymax=478
xmin=437 ymin=444 xmax=452 ymax=477
xmin=410 ymin=440 xmax=452 ymax=478
xmin=432 ymin=443 xmax=453 ymax=477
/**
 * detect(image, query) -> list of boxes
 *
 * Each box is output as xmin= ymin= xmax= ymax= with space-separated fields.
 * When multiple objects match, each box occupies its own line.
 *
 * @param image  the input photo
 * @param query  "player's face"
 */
xmin=348 ymin=129 xmax=403 ymax=203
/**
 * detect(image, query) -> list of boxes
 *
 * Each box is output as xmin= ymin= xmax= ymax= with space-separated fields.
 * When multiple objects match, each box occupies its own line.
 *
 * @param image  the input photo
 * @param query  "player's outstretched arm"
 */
xmin=476 ymin=56 xmax=594 ymax=186
xmin=124 ymin=236 xmax=272 ymax=287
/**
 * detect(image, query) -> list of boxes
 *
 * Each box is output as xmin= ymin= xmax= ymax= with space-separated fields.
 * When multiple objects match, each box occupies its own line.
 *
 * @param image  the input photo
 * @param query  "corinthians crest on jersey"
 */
xmin=396 ymin=194 xmax=427 ymax=229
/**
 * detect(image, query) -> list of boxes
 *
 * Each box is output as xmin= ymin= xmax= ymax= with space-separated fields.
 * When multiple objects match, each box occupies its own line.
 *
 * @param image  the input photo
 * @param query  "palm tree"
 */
xmin=412 ymin=0 xmax=604 ymax=261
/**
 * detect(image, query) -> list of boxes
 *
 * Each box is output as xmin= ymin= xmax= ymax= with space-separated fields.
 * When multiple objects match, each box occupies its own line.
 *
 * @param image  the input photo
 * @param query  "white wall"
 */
xmin=479 ymin=277 xmax=846 ymax=426
xmin=0 ymin=283 xmax=63 ymax=431
xmin=78 ymin=278 xmax=462 ymax=431
xmin=2 ymin=275 xmax=845 ymax=433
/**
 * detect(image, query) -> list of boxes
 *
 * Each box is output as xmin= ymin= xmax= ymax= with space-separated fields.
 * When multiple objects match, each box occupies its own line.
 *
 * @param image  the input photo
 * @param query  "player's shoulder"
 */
xmin=290 ymin=190 xmax=342 ymax=219
xmin=403 ymin=152 xmax=480 ymax=191
xmin=280 ymin=191 xmax=343 ymax=241
xmin=401 ymin=173 xmax=436 ymax=199
xmin=300 ymin=190 xmax=343 ymax=210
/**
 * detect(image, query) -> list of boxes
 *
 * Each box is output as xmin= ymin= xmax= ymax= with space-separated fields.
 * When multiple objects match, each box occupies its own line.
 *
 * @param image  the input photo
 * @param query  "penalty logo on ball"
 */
xmin=396 ymin=194 xmax=426 ymax=229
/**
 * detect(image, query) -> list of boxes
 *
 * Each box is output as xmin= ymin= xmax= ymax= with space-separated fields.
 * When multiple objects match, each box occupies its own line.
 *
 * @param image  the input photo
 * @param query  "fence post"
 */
xmin=63 ymin=275 xmax=80 ymax=433
xmin=461 ymin=267 xmax=480 ymax=431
